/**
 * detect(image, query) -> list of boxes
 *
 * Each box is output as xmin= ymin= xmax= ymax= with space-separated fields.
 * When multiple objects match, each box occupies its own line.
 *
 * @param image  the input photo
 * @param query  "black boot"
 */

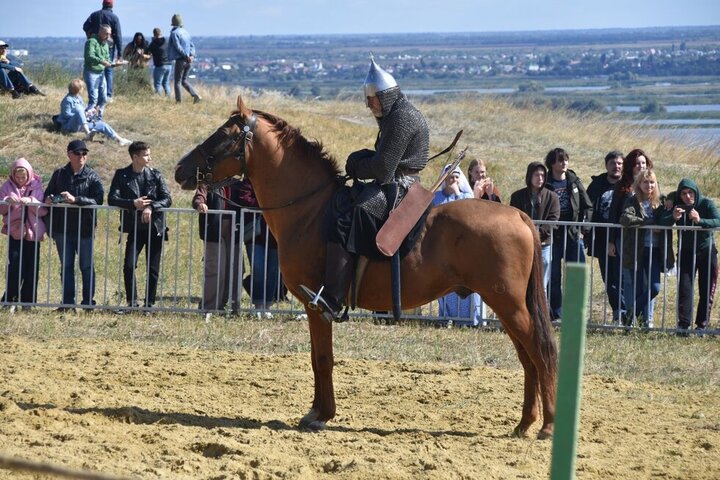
xmin=29 ymin=85 xmax=45 ymax=96
xmin=299 ymin=243 xmax=354 ymax=323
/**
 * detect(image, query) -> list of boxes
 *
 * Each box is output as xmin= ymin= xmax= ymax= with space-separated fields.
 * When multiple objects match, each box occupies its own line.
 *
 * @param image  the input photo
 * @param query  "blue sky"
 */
xmin=6 ymin=0 xmax=719 ymax=37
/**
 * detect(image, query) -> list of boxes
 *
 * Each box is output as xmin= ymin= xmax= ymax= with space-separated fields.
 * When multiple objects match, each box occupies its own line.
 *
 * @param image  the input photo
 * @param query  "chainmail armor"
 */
xmin=346 ymin=87 xmax=429 ymax=219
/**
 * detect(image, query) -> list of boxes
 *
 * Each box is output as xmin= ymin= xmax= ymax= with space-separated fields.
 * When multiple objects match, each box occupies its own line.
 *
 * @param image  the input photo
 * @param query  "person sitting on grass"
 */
xmin=54 ymin=78 xmax=131 ymax=146
xmin=0 ymin=40 xmax=44 ymax=98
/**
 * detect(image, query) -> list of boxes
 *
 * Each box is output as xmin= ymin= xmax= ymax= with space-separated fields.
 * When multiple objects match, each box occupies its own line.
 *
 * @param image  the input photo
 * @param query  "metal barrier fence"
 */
xmin=0 ymin=202 xmax=717 ymax=335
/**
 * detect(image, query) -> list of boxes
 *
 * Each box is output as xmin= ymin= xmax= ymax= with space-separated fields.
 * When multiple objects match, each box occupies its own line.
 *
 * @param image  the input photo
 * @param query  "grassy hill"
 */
xmin=1 ymin=70 xmax=719 ymax=205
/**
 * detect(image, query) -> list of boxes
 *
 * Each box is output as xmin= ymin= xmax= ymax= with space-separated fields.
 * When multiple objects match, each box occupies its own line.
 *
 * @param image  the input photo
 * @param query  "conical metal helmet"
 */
xmin=363 ymin=55 xmax=397 ymax=100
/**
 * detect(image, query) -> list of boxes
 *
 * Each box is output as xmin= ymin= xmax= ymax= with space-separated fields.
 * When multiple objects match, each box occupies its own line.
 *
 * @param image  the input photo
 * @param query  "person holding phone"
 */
xmin=660 ymin=178 xmax=720 ymax=334
xmin=468 ymin=158 xmax=501 ymax=202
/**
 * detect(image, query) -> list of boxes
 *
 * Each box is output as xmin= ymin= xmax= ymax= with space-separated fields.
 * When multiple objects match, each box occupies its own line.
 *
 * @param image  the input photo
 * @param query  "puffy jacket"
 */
xmin=44 ymin=163 xmax=104 ymax=237
xmin=0 ymin=158 xmax=47 ymax=241
xmin=108 ymin=165 xmax=172 ymax=236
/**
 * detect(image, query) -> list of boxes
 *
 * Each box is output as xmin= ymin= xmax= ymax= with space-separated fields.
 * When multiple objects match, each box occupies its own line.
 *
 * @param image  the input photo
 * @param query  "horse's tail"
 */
xmin=523 ymin=216 xmax=558 ymax=380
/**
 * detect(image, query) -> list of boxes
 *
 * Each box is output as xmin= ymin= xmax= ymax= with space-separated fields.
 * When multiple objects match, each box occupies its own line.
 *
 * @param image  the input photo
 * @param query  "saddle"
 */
xmin=344 ymin=140 xmax=467 ymax=322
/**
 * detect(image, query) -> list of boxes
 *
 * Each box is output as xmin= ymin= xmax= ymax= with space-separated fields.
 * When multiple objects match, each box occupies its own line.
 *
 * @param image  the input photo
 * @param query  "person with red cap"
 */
xmin=83 ymin=0 xmax=123 ymax=102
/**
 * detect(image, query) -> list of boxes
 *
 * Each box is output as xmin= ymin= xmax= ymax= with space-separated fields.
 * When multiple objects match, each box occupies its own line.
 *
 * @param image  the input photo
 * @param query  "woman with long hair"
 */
xmin=619 ymin=169 xmax=673 ymax=328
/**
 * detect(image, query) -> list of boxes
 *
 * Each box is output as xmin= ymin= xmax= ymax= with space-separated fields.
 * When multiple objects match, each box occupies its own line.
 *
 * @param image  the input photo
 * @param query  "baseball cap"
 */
xmin=67 ymin=139 xmax=89 ymax=153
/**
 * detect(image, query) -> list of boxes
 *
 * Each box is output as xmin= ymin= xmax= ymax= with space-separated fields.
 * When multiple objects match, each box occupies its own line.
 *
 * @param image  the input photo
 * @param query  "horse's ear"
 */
xmin=236 ymin=95 xmax=252 ymax=117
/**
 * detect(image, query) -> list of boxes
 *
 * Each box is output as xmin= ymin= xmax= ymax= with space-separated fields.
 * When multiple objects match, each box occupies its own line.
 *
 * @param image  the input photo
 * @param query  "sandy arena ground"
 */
xmin=1 ymin=336 xmax=718 ymax=479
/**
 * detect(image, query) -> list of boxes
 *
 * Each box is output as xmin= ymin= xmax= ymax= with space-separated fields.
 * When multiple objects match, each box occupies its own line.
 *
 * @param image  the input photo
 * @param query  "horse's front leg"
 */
xmin=299 ymin=308 xmax=336 ymax=431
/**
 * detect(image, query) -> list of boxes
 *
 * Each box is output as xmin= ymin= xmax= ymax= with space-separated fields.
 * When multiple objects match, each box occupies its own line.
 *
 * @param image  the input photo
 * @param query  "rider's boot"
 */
xmin=299 ymin=242 xmax=354 ymax=323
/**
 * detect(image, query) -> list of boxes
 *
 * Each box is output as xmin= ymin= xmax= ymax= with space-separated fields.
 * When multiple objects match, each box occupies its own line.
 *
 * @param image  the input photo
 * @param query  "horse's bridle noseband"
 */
xmin=195 ymin=113 xmax=257 ymax=189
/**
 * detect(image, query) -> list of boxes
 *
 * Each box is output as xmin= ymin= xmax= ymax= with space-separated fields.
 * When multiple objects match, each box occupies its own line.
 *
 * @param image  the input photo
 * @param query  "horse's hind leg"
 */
xmin=299 ymin=309 xmax=336 ymax=431
xmin=500 ymin=307 xmax=556 ymax=439
xmin=506 ymin=331 xmax=541 ymax=437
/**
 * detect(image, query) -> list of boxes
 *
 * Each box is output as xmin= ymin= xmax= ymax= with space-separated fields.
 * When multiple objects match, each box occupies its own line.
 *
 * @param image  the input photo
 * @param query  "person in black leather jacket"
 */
xmin=108 ymin=141 xmax=172 ymax=309
xmin=44 ymin=140 xmax=104 ymax=309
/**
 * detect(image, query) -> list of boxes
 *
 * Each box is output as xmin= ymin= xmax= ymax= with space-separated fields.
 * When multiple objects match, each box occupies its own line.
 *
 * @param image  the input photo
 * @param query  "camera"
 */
xmin=682 ymin=205 xmax=693 ymax=213
xmin=51 ymin=194 xmax=64 ymax=204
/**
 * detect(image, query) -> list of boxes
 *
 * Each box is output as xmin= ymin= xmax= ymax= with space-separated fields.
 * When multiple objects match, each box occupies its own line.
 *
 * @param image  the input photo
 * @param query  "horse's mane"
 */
xmin=237 ymin=109 xmax=341 ymax=177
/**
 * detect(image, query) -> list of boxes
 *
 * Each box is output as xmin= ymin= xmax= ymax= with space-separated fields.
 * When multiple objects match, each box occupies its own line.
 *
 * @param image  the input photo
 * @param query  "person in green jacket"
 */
xmin=83 ymin=24 xmax=123 ymax=119
xmin=660 ymin=178 xmax=720 ymax=333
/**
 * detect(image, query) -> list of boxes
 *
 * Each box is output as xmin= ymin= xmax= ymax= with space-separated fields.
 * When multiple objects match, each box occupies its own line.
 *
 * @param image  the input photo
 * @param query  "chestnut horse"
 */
xmin=175 ymin=96 xmax=557 ymax=439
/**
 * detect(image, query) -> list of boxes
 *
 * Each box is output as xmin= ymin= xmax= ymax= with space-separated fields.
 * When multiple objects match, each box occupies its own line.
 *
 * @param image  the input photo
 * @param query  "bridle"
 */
xmin=194 ymin=112 xmax=257 ymax=190
xmin=193 ymin=111 xmax=343 ymax=211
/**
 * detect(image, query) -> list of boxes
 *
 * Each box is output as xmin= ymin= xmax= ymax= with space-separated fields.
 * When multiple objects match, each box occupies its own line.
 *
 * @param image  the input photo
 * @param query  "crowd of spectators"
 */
xmin=433 ymin=149 xmax=718 ymax=335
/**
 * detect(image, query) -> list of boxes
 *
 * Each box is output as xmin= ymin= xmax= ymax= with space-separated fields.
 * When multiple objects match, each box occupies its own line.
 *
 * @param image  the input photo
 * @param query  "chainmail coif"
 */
xmin=346 ymin=87 xmax=430 ymax=218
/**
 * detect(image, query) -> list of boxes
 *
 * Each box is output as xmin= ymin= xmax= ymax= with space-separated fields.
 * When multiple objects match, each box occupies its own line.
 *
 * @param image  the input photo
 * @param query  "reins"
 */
xmin=197 ymin=111 xmax=346 ymax=212
xmin=214 ymin=175 xmax=346 ymax=212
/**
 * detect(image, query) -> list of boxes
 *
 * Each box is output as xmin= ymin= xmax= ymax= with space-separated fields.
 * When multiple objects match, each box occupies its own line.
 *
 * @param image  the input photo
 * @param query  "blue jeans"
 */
xmin=438 ymin=292 xmax=483 ymax=326
xmin=541 ymin=244 xmax=551 ymax=296
xmin=89 ymin=120 xmax=117 ymax=140
xmin=245 ymin=244 xmax=281 ymax=307
xmin=105 ymin=50 xmax=115 ymax=98
xmin=0 ymin=69 xmax=13 ymax=91
xmin=83 ymin=70 xmax=107 ymax=116
xmin=549 ymin=235 xmax=586 ymax=319
xmin=153 ymin=64 xmax=173 ymax=95
xmin=624 ymin=249 xmax=662 ymax=326
xmin=53 ymin=233 xmax=95 ymax=306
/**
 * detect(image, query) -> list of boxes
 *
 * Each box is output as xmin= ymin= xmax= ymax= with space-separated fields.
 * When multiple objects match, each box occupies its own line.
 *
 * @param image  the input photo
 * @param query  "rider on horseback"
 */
xmin=299 ymin=56 xmax=430 ymax=322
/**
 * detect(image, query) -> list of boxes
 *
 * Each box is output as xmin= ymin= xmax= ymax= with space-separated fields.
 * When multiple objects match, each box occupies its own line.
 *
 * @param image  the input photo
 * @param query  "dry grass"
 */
xmin=1 ymin=310 xmax=719 ymax=390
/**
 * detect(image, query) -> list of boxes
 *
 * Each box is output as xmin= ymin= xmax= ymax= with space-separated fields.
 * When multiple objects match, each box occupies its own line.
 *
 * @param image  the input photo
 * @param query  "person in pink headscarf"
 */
xmin=0 ymin=158 xmax=47 ymax=306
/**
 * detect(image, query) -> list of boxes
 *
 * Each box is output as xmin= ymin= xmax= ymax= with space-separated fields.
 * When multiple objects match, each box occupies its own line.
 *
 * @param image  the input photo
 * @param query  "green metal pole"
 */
xmin=550 ymin=263 xmax=589 ymax=480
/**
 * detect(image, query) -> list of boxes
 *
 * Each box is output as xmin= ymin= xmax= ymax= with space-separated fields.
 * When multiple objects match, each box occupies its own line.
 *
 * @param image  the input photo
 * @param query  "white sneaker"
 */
xmin=117 ymin=137 xmax=132 ymax=146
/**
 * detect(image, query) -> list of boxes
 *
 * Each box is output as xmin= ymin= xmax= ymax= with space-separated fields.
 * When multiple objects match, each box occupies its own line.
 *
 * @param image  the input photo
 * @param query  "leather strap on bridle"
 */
xmin=196 ymin=113 xmax=257 ymax=188
xmin=213 ymin=175 xmax=345 ymax=212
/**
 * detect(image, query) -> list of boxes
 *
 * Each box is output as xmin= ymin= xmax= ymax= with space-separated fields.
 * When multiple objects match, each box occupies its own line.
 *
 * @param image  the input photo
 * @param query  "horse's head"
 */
xmin=174 ymin=96 xmax=256 ymax=190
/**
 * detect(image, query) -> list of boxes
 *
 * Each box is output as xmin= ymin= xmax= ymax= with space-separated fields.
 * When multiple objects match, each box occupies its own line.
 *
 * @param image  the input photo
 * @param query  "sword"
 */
xmin=429 ymin=146 xmax=469 ymax=193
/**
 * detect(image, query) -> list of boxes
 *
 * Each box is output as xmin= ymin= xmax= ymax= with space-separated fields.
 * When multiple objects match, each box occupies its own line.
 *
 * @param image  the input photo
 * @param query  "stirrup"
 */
xmin=298 ymin=284 xmax=339 ymax=323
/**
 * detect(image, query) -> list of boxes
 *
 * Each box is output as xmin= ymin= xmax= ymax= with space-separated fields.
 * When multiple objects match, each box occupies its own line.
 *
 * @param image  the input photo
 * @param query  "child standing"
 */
xmin=0 ymin=158 xmax=47 ymax=306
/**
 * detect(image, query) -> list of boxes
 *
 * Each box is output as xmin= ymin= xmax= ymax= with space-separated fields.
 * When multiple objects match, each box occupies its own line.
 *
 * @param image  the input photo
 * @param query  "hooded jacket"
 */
xmin=0 ymin=158 xmax=47 ymax=241
xmin=509 ymin=162 xmax=560 ymax=245
xmin=659 ymin=178 xmax=720 ymax=253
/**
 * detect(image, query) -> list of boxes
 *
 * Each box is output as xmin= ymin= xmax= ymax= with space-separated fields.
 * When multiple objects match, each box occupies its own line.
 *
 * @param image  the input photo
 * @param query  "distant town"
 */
xmin=8 ymin=25 xmax=720 ymax=95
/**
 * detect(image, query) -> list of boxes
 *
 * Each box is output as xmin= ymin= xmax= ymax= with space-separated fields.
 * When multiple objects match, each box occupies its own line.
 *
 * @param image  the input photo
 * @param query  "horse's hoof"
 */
xmin=512 ymin=425 xmax=530 ymax=438
xmin=299 ymin=409 xmax=326 ymax=431
xmin=537 ymin=426 xmax=553 ymax=440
